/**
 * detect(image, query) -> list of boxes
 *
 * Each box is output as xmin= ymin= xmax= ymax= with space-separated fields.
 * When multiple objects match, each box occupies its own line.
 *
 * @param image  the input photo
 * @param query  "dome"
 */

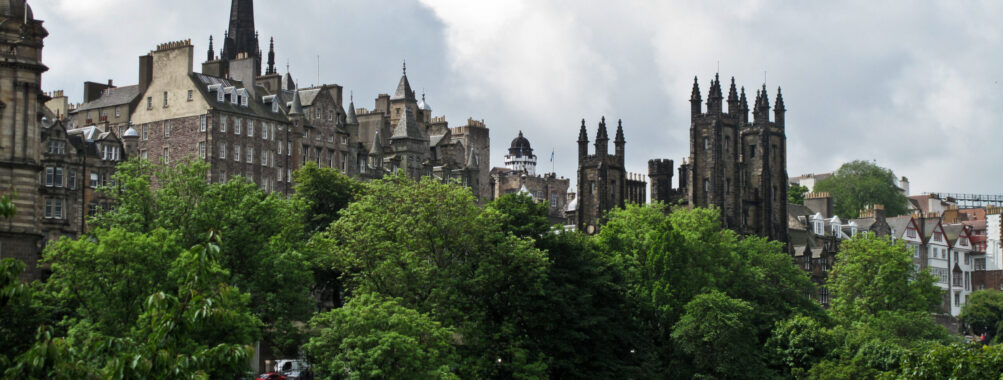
xmin=418 ymin=93 xmax=432 ymax=111
xmin=508 ymin=131 xmax=533 ymax=157
xmin=0 ymin=1 xmax=33 ymax=22
xmin=122 ymin=126 xmax=139 ymax=138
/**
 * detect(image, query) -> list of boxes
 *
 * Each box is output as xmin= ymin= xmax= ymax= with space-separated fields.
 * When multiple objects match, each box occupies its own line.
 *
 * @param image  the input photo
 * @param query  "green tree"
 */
xmin=789 ymin=183 xmax=808 ymax=205
xmin=320 ymin=174 xmax=549 ymax=378
xmin=294 ymin=161 xmax=362 ymax=233
xmin=766 ymin=315 xmax=834 ymax=378
xmin=813 ymin=160 xmax=909 ymax=218
xmin=828 ymin=233 xmax=942 ymax=323
xmin=671 ymin=290 xmax=763 ymax=378
xmin=959 ymin=289 xmax=1003 ymax=343
xmin=305 ymin=293 xmax=457 ymax=380
xmin=484 ymin=192 xmax=552 ymax=239
xmin=0 ymin=259 xmax=46 ymax=368
xmin=0 ymin=191 xmax=14 ymax=219
xmin=6 ymin=232 xmax=260 ymax=379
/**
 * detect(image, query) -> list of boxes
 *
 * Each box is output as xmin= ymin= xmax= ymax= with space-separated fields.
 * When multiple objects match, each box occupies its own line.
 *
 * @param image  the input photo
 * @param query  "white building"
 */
xmin=987 ymin=209 xmax=1002 ymax=270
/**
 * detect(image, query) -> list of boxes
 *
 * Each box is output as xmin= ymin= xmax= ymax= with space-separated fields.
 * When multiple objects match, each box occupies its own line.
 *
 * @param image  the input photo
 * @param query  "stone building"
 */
xmin=647 ymin=74 xmax=789 ymax=243
xmin=490 ymin=131 xmax=571 ymax=222
xmin=0 ymin=1 xmax=49 ymax=279
xmin=575 ymin=117 xmax=646 ymax=234
xmin=67 ymin=80 xmax=142 ymax=135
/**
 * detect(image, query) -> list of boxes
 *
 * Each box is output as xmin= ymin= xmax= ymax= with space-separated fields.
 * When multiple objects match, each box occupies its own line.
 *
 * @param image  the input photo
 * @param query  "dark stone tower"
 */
xmin=576 ymin=117 xmax=627 ymax=234
xmin=222 ymin=0 xmax=261 ymax=76
xmin=648 ymin=158 xmax=677 ymax=205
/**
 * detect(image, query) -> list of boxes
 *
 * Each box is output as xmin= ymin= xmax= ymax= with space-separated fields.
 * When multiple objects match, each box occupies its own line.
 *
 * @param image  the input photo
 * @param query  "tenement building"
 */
xmin=490 ymin=131 xmax=571 ymax=222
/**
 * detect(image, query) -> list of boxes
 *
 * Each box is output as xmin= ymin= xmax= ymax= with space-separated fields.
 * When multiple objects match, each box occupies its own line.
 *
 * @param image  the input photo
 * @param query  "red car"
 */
xmin=256 ymin=373 xmax=287 ymax=380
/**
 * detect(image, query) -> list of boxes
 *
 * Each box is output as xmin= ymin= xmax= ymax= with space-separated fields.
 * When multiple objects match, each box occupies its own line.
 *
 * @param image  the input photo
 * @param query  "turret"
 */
xmin=727 ymin=77 xmax=739 ymax=114
xmin=690 ymin=76 xmax=702 ymax=117
xmin=595 ymin=116 xmax=609 ymax=157
xmin=614 ymin=119 xmax=625 ymax=165
xmin=754 ymin=85 xmax=770 ymax=124
xmin=577 ymin=119 xmax=589 ymax=160
xmin=774 ymin=87 xmax=785 ymax=128
xmin=707 ymin=73 xmax=723 ymax=114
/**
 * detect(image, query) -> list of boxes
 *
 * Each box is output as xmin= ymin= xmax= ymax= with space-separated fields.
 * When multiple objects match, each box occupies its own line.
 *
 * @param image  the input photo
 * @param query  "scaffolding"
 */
xmin=926 ymin=193 xmax=1003 ymax=208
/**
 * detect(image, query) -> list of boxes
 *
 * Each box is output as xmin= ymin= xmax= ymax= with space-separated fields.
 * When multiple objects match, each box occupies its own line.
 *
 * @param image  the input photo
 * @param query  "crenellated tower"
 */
xmin=576 ymin=117 xmax=628 ymax=234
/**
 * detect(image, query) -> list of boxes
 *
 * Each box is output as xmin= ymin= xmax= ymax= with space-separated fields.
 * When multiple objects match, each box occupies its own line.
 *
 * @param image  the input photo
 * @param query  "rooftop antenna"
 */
xmin=317 ymin=54 xmax=320 ymax=86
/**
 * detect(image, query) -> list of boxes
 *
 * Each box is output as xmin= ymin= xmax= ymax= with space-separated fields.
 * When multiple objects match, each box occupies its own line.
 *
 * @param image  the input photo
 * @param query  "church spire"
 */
xmin=223 ymin=0 xmax=260 ymax=74
xmin=690 ymin=76 xmax=702 ymax=117
xmin=207 ymin=35 xmax=215 ymax=62
xmin=266 ymin=37 xmax=276 ymax=75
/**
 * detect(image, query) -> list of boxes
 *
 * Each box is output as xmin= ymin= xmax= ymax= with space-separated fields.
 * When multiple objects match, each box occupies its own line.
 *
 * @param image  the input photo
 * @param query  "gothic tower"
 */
xmin=0 ymin=1 xmax=48 ymax=279
xmin=222 ymin=0 xmax=261 ymax=76
xmin=576 ymin=117 xmax=627 ymax=234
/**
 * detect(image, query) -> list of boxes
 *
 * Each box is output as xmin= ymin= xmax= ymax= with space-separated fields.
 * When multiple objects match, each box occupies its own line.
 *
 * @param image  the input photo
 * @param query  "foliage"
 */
xmin=828 ymin=233 xmax=942 ymax=322
xmin=671 ymin=290 xmax=763 ymax=378
xmin=87 ymin=158 xmax=314 ymax=356
xmin=5 ymin=232 xmax=260 ymax=379
xmin=0 ymin=191 xmax=15 ymax=219
xmin=0 ymin=259 xmax=46 ymax=368
xmin=321 ymin=174 xmax=550 ymax=378
xmin=813 ymin=160 xmax=909 ymax=219
xmin=305 ymin=292 xmax=457 ymax=380
xmin=766 ymin=314 xmax=834 ymax=378
xmin=484 ymin=192 xmax=553 ymax=239
xmin=959 ymin=289 xmax=1003 ymax=343
xmin=294 ymin=161 xmax=362 ymax=233
xmin=788 ymin=183 xmax=809 ymax=205
xmin=892 ymin=342 xmax=1003 ymax=380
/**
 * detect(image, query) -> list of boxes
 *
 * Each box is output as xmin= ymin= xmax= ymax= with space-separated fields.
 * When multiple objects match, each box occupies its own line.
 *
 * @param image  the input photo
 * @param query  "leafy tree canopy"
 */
xmin=813 ymin=160 xmax=909 ymax=218
xmin=959 ymin=289 xmax=1003 ymax=343
xmin=789 ymin=183 xmax=809 ymax=205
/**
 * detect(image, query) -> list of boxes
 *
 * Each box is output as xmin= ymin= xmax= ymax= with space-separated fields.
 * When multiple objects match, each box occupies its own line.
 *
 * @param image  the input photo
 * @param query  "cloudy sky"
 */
xmin=34 ymin=0 xmax=1003 ymax=195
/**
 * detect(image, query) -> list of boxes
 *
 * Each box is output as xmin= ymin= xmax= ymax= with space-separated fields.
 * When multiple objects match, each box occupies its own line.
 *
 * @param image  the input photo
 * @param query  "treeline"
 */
xmin=1 ymin=159 xmax=1002 ymax=379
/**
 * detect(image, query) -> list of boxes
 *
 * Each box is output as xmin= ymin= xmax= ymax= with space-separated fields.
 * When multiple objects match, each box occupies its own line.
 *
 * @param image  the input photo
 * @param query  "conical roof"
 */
xmin=391 ymin=107 xmax=424 ymax=140
xmin=289 ymin=89 xmax=304 ymax=116
xmin=466 ymin=149 xmax=478 ymax=169
xmin=392 ymin=62 xmax=415 ymax=101
xmin=369 ymin=131 xmax=382 ymax=155
xmin=346 ymin=97 xmax=358 ymax=125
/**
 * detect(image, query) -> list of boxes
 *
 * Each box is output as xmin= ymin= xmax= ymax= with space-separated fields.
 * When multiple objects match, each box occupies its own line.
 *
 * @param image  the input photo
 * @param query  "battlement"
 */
xmin=466 ymin=118 xmax=486 ymax=128
xmin=156 ymin=39 xmax=192 ymax=52
xmin=805 ymin=192 xmax=831 ymax=200
xmin=648 ymin=158 xmax=674 ymax=175
xmin=431 ymin=116 xmax=447 ymax=123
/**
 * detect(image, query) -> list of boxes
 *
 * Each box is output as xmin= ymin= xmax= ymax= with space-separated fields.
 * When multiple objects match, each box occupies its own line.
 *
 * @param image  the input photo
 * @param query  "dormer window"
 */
xmin=241 ymin=94 xmax=248 ymax=107
xmin=217 ymin=89 xmax=224 ymax=102
xmin=813 ymin=218 xmax=824 ymax=235
xmin=272 ymin=102 xmax=278 ymax=112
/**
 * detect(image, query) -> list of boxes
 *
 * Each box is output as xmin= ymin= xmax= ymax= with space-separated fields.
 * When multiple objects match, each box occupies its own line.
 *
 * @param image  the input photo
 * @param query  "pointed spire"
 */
xmin=266 ymin=37 xmax=276 ymax=75
xmin=614 ymin=119 xmax=625 ymax=144
xmin=758 ymin=84 xmax=770 ymax=110
xmin=207 ymin=35 xmax=215 ymax=62
xmin=392 ymin=60 xmax=415 ymax=101
xmin=739 ymin=86 xmax=748 ymax=110
xmin=346 ymin=92 xmax=358 ymax=125
xmin=690 ymin=76 xmax=701 ymax=101
xmin=578 ymin=119 xmax=589 ymax=143
xmin=727 ymin=77 xmax=738 ymax=103
xmin=289 ymin=88 xmax=304 ymax=116
xmin=466 ymin=149 xmax=478 ymax=169
xmin=774 ymin=87 xmax=785 ymax=111
xmin=370 ymin=131 xmax=382 ymax=155
xmin=403 ymin=60 xmax=407 ymax=76
xmin=596 ymin=116 xmax=609 ymax=141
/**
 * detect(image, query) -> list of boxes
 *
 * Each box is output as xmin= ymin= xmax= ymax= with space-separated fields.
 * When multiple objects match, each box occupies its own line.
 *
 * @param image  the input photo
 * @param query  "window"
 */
xmin=198 ymin=142 xmax=206 ymax=159
xmin=262 ymin=123 xmax=269 ymax=140
xmin=287 ymin=142 xmax=292 ymax=156
xmin=163 ymin=91 xmax=168 ymax=107
xmin=147 ymin=96 xmax=152 ymax=110
xmin=219 ymin=143 xmax=226 ymax=159
xmin=748 ymin=144 xmax=756 ymax=158
xmin=142 ymin=125 xmax=148 ymax=140
xmin=955 ymin=291 xmax=961 ymax=306
xmin=187 ymin=90 xmax=193 ymax=101
xmin=934 ymin=232 xmax=943 ymax=242
xmin=54 ymin=167 xmax=63 ymax=187
xmin=44 ymin=167 xmax=53 ymax=187
xmin=90 ymin=173 xmax=98 ymax=188
xmin=277 ymin=142 xmax=283 ymax=155
xmin=304 ymin=130 xmax=310 ymax=139
xmin=341 ymin=136 xmax=347 ymax=145
xmin=141 ymin=150 xmax=148 ymax=160
xmin=200 ymin=115 xmax=207 ymax=132
xmin=704 ymin=178 xmax=709 ymax=193
xmin=272 ymin=101 xmax=278 ymax=112
xmin=241 ymin=93 xmax=248 ymax=107
xmin=277 ymin=168 xmax=283 ymax=182
xmin=725 ymin=178 xmax=731 ymax=194
xmin=247 ymin=145 xmax=254 ymax=163
xmin=88 ymin=202 xmax=98 ymax=216
xmin=287 ymin=169 xmax=291 ymax=182
xmin=162 ymin=147 xmax=170 ymax=164
xmin=814 ymin=220 xmax=824 ymax=235
xmin=724 ymin=135 xmax=730 ymax=152
xmin=234 ymin=145 xmax=241 ymax=162
xmin=931 ymin=268 xmax=949 ymax=284
xmin=163 ymin=121 xmax=171 ymax=137
xmin=262 ymin=150 xmax=269 ymax=167
xmin=907 ymin=227 xmax=917 ymax=239
xmin=551 ymin=194 xmax=558 ymax=208
xmin=703 ymin=137 xmax=709 ymax=150
xmin=69 ymin=170 xmax=77 ymax=190
xmin=235 ymin=118 xmax=242 ymax=135
xmin=220 ymin=116 xmax=227 ymax=132
xmin=115 ymin=106 xmax=121 ymax=117
xmin=248 ymin=120 xmax=255 ymax=137
xmin=914 ymin=246 xmax=920 ymax=258
xmin=954 ymin=251 xmax=959 ymax=263
xmin=327 ymin=150 xmax=334 ymax=167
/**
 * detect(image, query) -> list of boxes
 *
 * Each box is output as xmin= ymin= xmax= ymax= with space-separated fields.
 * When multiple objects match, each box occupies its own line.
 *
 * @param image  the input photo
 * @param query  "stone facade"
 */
xmin=576 ymin=117 xmax=645 ymax=234
xmin=491 ymin=131 xmax=571 ymax=222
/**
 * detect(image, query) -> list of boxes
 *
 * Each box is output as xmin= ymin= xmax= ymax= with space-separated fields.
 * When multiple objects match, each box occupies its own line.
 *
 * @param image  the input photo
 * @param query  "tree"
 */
xmin=484 ymin=193 xmax=552 ymax=239
xmin=671 ymin=290 xmax=763 ymax=378
xmin=813 ymin=160 xmax=909 ymax=219
xmin=6 ymin=232 xmax=260 ymax=379
xmin=789 ymin=183 xmax=808 ymax=205
xmin=293 ymin=161 xmax=362 ymax=234
xmin=0 ymin=191 xmax=14 ymax=219
xmin=828 ymin=233 xmax=942 ymax=323
xmin=959 ymin=289 xmax=1003 ymax=343
xmin=320 ymin=174 xmax=549 ymax=378
xmin=766 ymin=315 xmax=834 ymax=378
xmin=0 ymin=259 xmax=46 ymax=368
xmin=305 ymin=293 xmax=457 ymax=380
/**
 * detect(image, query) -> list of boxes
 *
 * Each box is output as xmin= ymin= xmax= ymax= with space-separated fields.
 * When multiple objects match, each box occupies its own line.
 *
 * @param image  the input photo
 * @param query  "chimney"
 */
xmin=873 ymin=204 xmax=886 ymax=225
xmin=899 ymin=176 xmax=910 ymax=196
xmin=107 ymin=79 xmax=114 ymax=87
xmin=138 ymin=53 xmax=153 ymax=94
xmin=805 ymin=192 xmax=833 ymax=218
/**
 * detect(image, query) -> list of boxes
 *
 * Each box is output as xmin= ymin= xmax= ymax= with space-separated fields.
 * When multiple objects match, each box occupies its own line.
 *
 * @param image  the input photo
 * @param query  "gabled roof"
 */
xmin=192 ymin=73 xmax=289 ymax=122
xmin=72 ymin=85 xmax=141 ymax=113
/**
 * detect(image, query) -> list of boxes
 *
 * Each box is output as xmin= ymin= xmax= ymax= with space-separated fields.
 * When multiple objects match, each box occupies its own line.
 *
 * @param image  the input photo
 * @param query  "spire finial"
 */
xmin=403 ymin=60 xmax=407 ymax=76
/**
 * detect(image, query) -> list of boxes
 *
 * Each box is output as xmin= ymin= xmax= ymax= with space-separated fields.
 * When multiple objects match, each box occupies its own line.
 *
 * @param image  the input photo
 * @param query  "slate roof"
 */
xmin=193 ymin=73 xmax=289 ymax=123
xmin=391 ymin=108 xmax=425 ymax=140
xmin=72 ymin=85 xmax=141 ymax=113
xmin=886 ymin=215 xmax=914 ymax=239
xmin=346 ymin=100 xmax=358 ymax=125
xmin=392 ymin=73 xmax=415 ymax=100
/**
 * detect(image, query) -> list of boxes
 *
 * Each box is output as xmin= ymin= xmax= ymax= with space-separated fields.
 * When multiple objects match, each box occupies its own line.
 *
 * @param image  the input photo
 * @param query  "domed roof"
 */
xmin=122 ymin=126 xmax=139 ymax=138
xmin=0 ymin=1 xmax=33 ymax=22
xmin=418 ymin=93 xmax=431 ymax=111
xmin=508 ymin=131 xmax=533 ymax=157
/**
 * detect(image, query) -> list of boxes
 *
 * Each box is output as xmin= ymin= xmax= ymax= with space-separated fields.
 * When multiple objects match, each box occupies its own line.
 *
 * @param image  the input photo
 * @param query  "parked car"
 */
xmin=256 ymin=373 xmax=287 ymax=380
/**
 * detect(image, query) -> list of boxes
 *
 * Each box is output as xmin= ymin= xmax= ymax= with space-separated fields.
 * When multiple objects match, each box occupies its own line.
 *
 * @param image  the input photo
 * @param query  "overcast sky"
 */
xmin=34 ymin=0 xmax=1003 ymax=195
